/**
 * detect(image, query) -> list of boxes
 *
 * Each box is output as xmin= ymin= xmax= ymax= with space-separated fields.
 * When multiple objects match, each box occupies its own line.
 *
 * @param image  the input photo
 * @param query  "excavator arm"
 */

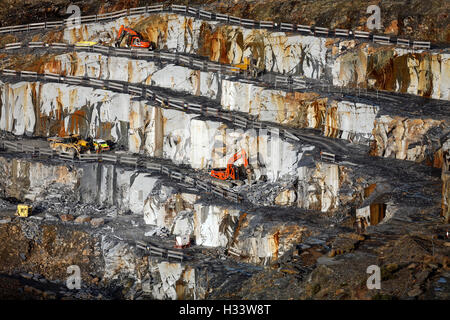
xmin=227 ymin=149 xmax=248 ymax=167
xmin=115 ymin=25 xmax=136 ymax=47
xmin=210 ymin=150 xmax=249 ymax=181
xmin=115 ymin=25 xmax=126 ymax=47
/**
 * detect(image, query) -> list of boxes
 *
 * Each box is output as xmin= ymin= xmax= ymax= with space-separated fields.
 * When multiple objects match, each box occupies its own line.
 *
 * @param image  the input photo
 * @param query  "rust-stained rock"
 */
xmin=90 ymin=218 xmax=104 ymax=228
xmin=329 ymin=233 xmax=365 ymax=257
xmin=371 ymin=116 xmax=446 ymax=164
xmin=60 ymin=214 xmax=74 ymax=222
xmin=232 ymin=212 xmax=307 ymax=264
xmin=0 ymin=222 xmax=102 ymax=286
xmin=75 ymin=215 xmax=91 ymax=223
xmin=297 ymin=162 xmax=344 ymax=212
xmin=334 ymin=45 xmax=450 ymax=99
xmin=442 ymin=141 xmax=450 ymax=223
xmin=274 ymin=189 xmax=297 ymax=206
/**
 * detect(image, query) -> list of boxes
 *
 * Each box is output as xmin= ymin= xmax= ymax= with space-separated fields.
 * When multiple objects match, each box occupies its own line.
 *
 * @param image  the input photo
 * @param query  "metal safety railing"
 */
xmin=0 ymin=136 xmax=243 ymax=204
xmin=0 ymin=3 xmax=433 ymax=50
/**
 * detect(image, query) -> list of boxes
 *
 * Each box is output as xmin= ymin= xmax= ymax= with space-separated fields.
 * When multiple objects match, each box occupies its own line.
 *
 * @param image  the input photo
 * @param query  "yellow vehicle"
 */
xmin=93 ymin=139 xmax=110 ymax=153
xmin=16 ymin=205 xmax=32 ymax=217
xmin=47 ymin=134 xmax=91 ymax=156
xmin=230 ymin=57 xmax=261 ymax=77
xmin=75 ymin=41 xmax=98 ymax=47
xmin=48 ymin=134 xmax=111 ymax=156
xmin=231 ymin=57 xmax=251 ymax=72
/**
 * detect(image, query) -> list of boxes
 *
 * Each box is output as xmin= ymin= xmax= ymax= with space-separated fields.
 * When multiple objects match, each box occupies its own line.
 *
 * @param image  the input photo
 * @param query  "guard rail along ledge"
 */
xmin=0 ymin=3 xmax=433 ymax=49
xmin=0 ymin=69 xmax=310 ymax=145
xmin=0 ymin=41 xmax=427 ymax=105
xmin=0 ymin=68 xmax=375 ymax=153
xmin=0 ymin=138 xmax=243 ymax=204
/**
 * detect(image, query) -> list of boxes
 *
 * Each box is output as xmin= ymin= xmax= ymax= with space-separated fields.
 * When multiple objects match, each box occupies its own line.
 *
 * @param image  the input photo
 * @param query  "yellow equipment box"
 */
xmin=16 ymin=205 xmax=32 ymax=217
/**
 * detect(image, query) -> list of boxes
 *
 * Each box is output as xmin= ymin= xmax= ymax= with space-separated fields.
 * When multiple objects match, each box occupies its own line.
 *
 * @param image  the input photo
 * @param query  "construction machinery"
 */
xmin=75 ymin=41 xmax=98 ymax=47
xmin=230 ymin=57 xmax=262 ymax=77
xmin=115 ymin=25 xmax=156 ymax=50
xmin=48 ymin=134 xmax=91 ymax=156
xmin=93 ymin=139 xmax=110 ymax=153
xmin=210 ymin=150 xmax=252 ymax=185
xmin=16 ymin=204 xmax=32 ymax=217
xmin=48 ymin=134 xmax=110 ymax=156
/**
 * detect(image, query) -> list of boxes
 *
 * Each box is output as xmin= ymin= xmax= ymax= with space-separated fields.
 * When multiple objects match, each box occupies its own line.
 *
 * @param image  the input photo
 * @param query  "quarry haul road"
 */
xmin=0 ymin=3 xmax=436 ymax=50
xmin=0 ymin=69 xmax=352 ymax=155
xmin=3 ymin=67 xmax=446 ymax=164
xmin=0 ymin=129 xmax=442 ymax=211
xmin=1 ymin=43 xmax=449 ymax=120
xmin=0 ymin=137 xmax=244 ymax=205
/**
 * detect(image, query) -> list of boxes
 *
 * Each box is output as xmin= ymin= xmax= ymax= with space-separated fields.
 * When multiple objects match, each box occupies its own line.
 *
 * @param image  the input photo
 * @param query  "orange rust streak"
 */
xmin=231 ymin=212 xmax=248 ymax=247
xmin=364 ymin=184 xmax=377 ymax=198
xmin=272 ymin=231 xmax=280 ymax=260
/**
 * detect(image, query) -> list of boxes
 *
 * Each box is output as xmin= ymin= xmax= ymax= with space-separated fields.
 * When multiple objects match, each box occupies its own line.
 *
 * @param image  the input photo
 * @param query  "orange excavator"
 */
xmin=115 ymin=25 xmax=156 ymax=50
xmin=210 ymin=150 xmax=251 ymax=183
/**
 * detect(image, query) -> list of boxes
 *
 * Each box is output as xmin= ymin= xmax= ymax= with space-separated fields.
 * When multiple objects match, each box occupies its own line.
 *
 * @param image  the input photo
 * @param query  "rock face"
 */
xmin=3 ymin=76 xmax=445 ymax=167
xmin=1 ymin=0 xmax=448 ymax=43
xmin=101 ymin=236 xmax=144 ymax=282
xmin=60 ymin=214 xmax=74 ymax=222
xmin=371 ymin=116 xmax=446 ymax=165
xmin=0 ymin=156 xmax=304 ymax=262
xmin=0 ymin=2 xmax=448 ymax=301
xmin=442 ymin=140 xmax=450 ymax=223
xmin=1 ymin=11 xmax=448 ymax=170
xmin=0 ymin=218 xmax=259 ymax=300
xmin=62 ymin=14 xmax=328 ymax=80
xmin=149 ymin=261 xmax=196 ymax=300
xmin=57 ymin=12 xmax=449 ymax=99
xmin=0 ymin=153 xmax=354 ymax=266
xmin=231 ymin=212 xmax=307 ymax=265
xmin=143 ymin=189 xmax=199 ymax=231
xmin=2 ymin=50 xmax=385 ymax=143
xmin=298 ymin=163 xmax=349 ymax=213
xmin=0 ymin=156 xmax=79 ymax=201
xmin=0 ymin=78 xmax=316 ymax=180
xmin=75 ymin=215 xmax=91 ymax=223
xmin=332 ymin=46 xmax=450 ymax=100
xmin=0 ymin=220 xmax=104 ymax=287
xmin=0 ymin=11 xmax=447 ymax=171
